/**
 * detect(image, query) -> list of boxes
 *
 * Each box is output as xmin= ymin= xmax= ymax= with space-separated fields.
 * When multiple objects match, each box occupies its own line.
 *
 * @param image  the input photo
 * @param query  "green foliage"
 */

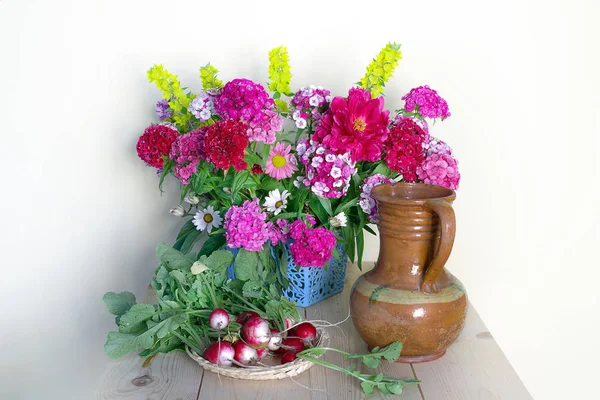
xmin=267 ymin=46 xmax=292 ymax=94
xmin=199 ymin=63 xmax=223 ymax=90
xmin=103 ymin=292 xmax=136 ymax=317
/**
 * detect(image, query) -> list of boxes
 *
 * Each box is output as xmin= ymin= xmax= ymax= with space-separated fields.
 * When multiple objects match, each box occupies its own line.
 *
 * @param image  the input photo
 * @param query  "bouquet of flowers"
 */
xmin=138 ymin=43 xmax=460 ymax=284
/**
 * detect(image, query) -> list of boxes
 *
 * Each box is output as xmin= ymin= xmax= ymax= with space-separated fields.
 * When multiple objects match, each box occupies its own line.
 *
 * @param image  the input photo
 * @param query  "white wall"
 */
xmin=1 ymin=0 xmax=598 ymax=398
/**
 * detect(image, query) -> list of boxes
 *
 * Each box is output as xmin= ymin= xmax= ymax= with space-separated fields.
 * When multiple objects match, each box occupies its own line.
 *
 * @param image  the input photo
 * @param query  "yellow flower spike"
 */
xmin=147 ymin=64 xmax=192 ymax=126
xmin=268 ymin=46 xmax=292 ymax=94
xmin=359 ymin=42 xmax=403 ymax=98
xmin=199 ymin=63 xmax=223 ymax=91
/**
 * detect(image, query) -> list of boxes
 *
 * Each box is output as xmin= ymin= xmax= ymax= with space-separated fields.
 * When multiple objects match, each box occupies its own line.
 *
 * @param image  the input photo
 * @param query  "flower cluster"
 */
xmin=384 ymin=117 xmax=428 ymax=182
xmin=359 ymin=42 xmax=403 ymax=98
xmin=402 ymin=85 xmax=451 ymax=120
xmin=313 ymin=87 xmax=389 ymax=162
xmin=169 ymin=127 xmax=207 ymax=184
xmin=204 ymin=120 xmax=249 ymax=171
xmin=267 ymin=219 xmax=290 ymax=246
xmin=246 ymin=109 xmax=283 ymax=144
xmin=155 ymin=99 xmax=172 ymax=120
xmin=289 ymin=220 xmax=337 ymax=268
xmin=199 ymin=63 xmax=223 ymax=91
xmin=296 ymin=139 xmax=356 ymax=198
xmin=417 ymin=153 xmax=460 ymax=190
xmin=214 ymin=79 xmax=275 ymax=125
xmin=188 ymin=91 xmax=215 ymax=121
xmin=291 ymin=85 xmax=332 ymax=128
xmin=268 ymin=47 xmax=292 ymax=94
xmin=359 ymin=174 xmax=394 ymax=223
xmin=136 ymin=124 xmax=179 ymax=169
xmin=224 ymin=199 xmax=270 ymax=251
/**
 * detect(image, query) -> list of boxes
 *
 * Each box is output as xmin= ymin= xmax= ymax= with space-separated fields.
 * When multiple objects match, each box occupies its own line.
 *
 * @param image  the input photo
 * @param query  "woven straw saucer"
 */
xmin=185 ymin=329 xmax=330 ymax=381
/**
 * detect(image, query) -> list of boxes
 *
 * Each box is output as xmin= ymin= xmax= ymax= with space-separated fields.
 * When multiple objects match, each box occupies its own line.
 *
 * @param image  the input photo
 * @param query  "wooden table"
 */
xmin=95 ymin=263 xmax=532 ymax=399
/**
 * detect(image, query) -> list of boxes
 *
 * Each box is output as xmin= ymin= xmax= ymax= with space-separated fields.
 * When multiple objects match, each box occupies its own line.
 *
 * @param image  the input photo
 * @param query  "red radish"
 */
xmin=268 ymin=329 xmax=282 ymax=351
xmin=241 ymin=317 xmax=271 ymax=349
xmin=293 ymin=322 xmax=317 ymax=343
xmin=256 ymin=347 xmax=268 ymax=359
xmin=236 ymin=311 xmax=260 ymax=324
xmin=233 ymin=340 xmax=258 ymax=365
xmin=202 ymin=341 xmax=235 ymax=366
xmin=276 ymin=337 xmax=305 ymax=354
xmin=281 ymin=351 xmax=297 ymax=364
xmin=285 ymin=317 xmax=296 ymax=330
xmin=209 ymin=308 xmax=230 ymax=330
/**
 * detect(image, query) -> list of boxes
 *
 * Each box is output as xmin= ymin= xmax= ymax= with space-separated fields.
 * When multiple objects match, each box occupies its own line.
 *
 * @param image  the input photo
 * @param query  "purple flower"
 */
xmin=360 ymin=174 xmax=394 ymax=223
xmin=214 ymin=79 xmax=274 ymax=126
xmin=169 ymin=127 xmax=208 ymax=184
xmin=224 ymin=199 xmax=270 ymax=251
xmin=155 ymin=99 xmax=173 ymax=120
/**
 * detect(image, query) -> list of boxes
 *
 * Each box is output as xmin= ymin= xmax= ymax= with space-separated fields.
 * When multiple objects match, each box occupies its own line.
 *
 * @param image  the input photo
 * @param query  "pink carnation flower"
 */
xmin=417 ymin=153 xmax=460 ymax=190
xmin=402 ymin=85 xmax=451 ymax=120
xmin=169 ymin=127 xmax=208 ymax=184
xmin=265 ymin=142 xmax=298 ymax=180
xmin=214 ymin=78 xmax=274 ymax=125
xmin=224 ymin=199 xmax=270 ymax=251
xmin=247 ymin=109 xmax=283 ymax=145
xmin=267 ymin=219 xmax=290 ymax=246
xmin=288 ymin=220 xmax=337 ymax=268
xmin=313 ymin=87 xmax=389 ymax=162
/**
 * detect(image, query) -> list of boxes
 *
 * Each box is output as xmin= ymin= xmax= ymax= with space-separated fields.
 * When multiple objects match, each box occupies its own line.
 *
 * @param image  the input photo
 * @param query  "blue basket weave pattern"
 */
xmin=225 ymin=243 xmax=347 ymax=307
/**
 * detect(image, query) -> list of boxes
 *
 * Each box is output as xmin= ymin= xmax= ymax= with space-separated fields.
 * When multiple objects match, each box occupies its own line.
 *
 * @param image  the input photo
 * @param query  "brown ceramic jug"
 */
xmin=349 ymin=182 xmax=467 ymax=363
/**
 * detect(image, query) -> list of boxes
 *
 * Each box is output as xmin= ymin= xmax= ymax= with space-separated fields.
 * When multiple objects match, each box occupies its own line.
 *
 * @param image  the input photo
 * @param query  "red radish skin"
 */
xmin=293 ymin=322 xmax=317 ymax=343
xmin=209 ymin=308 xmax=230 ymax=330
xmin=275 ymin=337 xmax=305 ymax=354
xmin=202 ymin=341 xmax=235 ymax=366
xmin=241 ymin=317 xmax=271 ymax=349
xmin=233 ymin=341 xmax=258 ymax=365
xmin=268 ymin=329 xmax=282 ymax=351
xmin=256 ymin=347 xmax=268 ymax=359
xmin=285 ymin=317 xmax=296 ymax=331
xmin=236 ymin=311 xmax=260 ymax=324
xmin=281 ymin=352 xmax=297 ymax=364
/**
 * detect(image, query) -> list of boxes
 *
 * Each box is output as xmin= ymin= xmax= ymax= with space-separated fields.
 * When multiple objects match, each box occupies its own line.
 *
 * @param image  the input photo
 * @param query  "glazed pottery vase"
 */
xmin=349 ymin=182 xmax=467 ymax=363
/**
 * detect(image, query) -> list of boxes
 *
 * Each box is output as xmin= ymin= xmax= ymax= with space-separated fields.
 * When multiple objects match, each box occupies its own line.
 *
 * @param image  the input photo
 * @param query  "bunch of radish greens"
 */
xmin=102 ymin=243 xmax=418 ymax=396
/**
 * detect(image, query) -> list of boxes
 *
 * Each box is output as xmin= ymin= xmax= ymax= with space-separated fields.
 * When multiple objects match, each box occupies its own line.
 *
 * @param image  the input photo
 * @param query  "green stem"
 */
xmin=222 ymin=286 xmax=264 ymax=314
xmin=296 ymin=355 xmax=370 ymax=384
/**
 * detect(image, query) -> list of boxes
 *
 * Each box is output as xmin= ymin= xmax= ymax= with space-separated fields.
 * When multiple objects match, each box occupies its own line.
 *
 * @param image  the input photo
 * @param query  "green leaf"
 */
xmin=316 ymin=197 xmax=334 ymax=216
xmin=380 ymin=341 xmax=402 ymax=362
xmin=356 ymin=230 xmax=364 ymax=270
xmin=361 ymin=381 xmax=375 ymax=395
xmin=156 ymin=244 xmax=196 ymax=271
xmin=242 ymin=281 xmax=263 ymax=298
xmin=244 ymin=152 xmax=263 ymax=167
xmin=258 ymin=247 xmax=275 ymax=270
xmin=204 ymin=250 xmax=235 ymax=274
xmin=180 ymin=229 xmax=202 ymax=254
xmin=103 ymin=292 xmax=136 ymax=316
xmin=231 ymin=170 xmax=250 ymax=199
xmin=372 ymin=162 xmax=394 ymax=178
xmin=118 ymin=304 xmax=155 ymax=334
xmin=363 ymin=224 xmax=377 ymax=236
xmin=234 ymin=249 xmax=260 ymax=281
xmin=309 ymin=197 xmax=329 ymax=225
xmin=362 ymin=355 xmax=381 ymax=369
xmin=334 ymin=198 xmax=358 ymax=215
xmin=169 ymin=270 xmax=188 ymax=287
xmin=341 ymin=225 xmax=355 ymax=263
xmin=383 ymin=382 xmax=404 ymax=395
xmin=198 ymin=232 xmax=226 ymax=258
xmin=259 ymin=176 xmax=284 ymax=192
xmin=158 ymin=158 xmax=175 ymax=192
xmin=104 ymin=313 xmax=188 ymax=359
xmin=176 ymin=219 xmax=196 ymax=241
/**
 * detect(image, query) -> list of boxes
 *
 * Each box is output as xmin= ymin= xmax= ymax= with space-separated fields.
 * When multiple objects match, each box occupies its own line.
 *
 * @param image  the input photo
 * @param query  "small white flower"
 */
xmin=309 ymin=84 xmax=317 ymax=90
xmin=325 ymin=95 xmax=332 ymax=103
xmin=317 ymin=85 xmax=324 ymax=90
xmin=185 ymin=194 xmax=200 ymax=205
xmin=316 ymin=146 xmax=326 ymax=155
xmin=311 ymin=156 xmax=324 ymax=168
xmin=199 ymin=109 xmax=211 ymax=120
xmin=292 ymin=110 xmax=301 ymax=120
xmin=296 ymin=142 xmax=307 ymax=156
xmin=169 ymin=205 xmax=185 ymax=217
xmin=333 ymin=180 xmax=343 ymax=188
xmin=325 ymin=154 xmax=336 ymax=163
xmin=295 ymin=118 xmax=307 ymax=129
xmin=193 ymin=205 xmax=222 ymax=233
xmin=330 ymin=167 xmax=342 ymax=179
xmin=309 ymin=96 xmax=320 ymax=107
xmin=263 ymin=189 xmax=290 ymax=215
xmin=307 ymin=169 xmax=315 ymax=180
xmin=359 ymin=198 xmax=372 ymax=213
xmin=294 ymin=176 xmax=306 ymax=188
xmin=329 ymin=212 xmax=348 ymax=228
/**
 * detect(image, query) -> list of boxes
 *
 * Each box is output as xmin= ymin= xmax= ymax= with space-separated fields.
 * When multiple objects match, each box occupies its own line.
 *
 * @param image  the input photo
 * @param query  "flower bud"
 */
xmin=184 ymin=194 xmax=200 ymax=205
xmin=169 ymin=205 xmax=185 ymax=217
xmin=329 ymin=212 xmax=348 ymax=228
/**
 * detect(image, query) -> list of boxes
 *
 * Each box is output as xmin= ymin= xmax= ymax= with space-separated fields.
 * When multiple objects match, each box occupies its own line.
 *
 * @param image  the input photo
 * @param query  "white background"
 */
xmin=1 ymin=0 xmax=599 ymax=398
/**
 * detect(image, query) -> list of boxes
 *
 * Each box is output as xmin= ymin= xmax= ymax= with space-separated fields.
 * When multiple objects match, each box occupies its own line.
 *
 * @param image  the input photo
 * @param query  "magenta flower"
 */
xmin=224 ymin=199 xmax=270 ymax=251
xmin=288 ymin=220 xmax=337 ymax=268
xmin=402 ymin=85 xmax=451 ymax=120
xmin=265 ymin=142 xmax=298 ymax=180
xmin=214 ymin=78 xmax=274 ymax=125
xmin=169 ymin=127 xmax=208 ymax=184
xmin=417 ymin=153 xmax=460 ymax=190
xmin=313 ymin=87 xmax=389 ymax=162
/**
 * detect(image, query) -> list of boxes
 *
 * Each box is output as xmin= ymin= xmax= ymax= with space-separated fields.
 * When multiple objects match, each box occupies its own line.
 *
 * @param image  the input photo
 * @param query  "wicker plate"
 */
xmin=185 ymin=329 xmax=329 ymax=380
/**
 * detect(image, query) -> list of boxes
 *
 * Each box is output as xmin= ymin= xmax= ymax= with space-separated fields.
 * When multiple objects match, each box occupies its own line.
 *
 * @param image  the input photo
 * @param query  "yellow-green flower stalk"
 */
xmin=199 ymin=63 xmax=223 ymax=91
xmin=267 ymin=46 xmax=292 ymax=95
xmin=147 ymin=64 xmax=193 ymax=126
xmin=359 ymin=42 xmax=402 ymax=98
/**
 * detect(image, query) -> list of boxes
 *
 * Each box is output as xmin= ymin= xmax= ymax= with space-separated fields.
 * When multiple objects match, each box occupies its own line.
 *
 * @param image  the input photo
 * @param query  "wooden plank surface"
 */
xmin=95 ymin=262 xmax=531 ymax=400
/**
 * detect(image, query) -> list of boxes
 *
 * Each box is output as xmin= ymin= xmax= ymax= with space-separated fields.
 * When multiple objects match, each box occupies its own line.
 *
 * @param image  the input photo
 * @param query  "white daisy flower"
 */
xmin=193 ymin=206 xmax=222 ymax=233
xmin=263 ymin=189 xmax=290 ymax=215
xmin=329 ymin=212 xmax=348 ymax=228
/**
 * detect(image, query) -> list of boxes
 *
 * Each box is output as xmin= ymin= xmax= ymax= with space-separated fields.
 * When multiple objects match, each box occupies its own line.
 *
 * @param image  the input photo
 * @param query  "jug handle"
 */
xmin=422 ymin=198 xmax=456 ymax=294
